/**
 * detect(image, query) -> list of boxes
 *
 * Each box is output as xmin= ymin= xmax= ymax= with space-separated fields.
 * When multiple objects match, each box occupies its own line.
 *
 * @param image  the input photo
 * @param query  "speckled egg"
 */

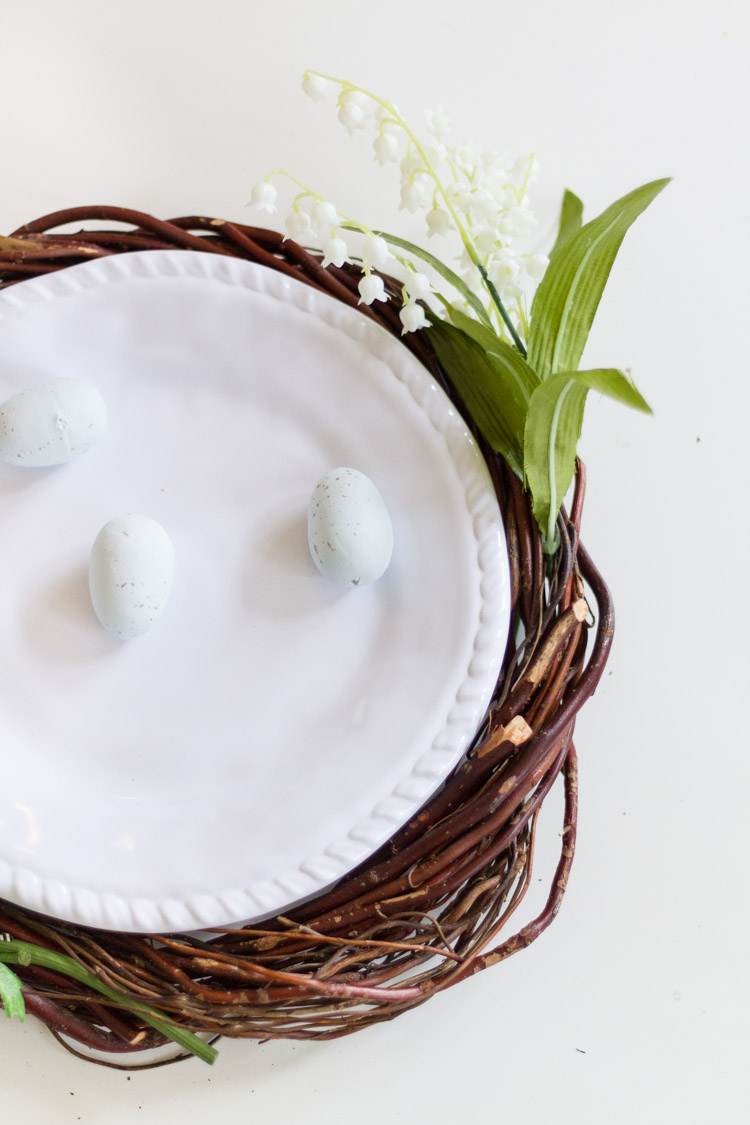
xmin=0 ymin=378 xmax=107 ymax=467
xmin=308 ymin=467 xmax=393 ymax=586
xmin=89 ymin=515 xmax=174 ymax=639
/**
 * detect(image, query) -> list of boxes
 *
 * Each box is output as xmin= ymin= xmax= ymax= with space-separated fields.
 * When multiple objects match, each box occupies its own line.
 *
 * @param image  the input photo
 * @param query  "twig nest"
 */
xmin=308 ymin=467 xmax=393 ymax=586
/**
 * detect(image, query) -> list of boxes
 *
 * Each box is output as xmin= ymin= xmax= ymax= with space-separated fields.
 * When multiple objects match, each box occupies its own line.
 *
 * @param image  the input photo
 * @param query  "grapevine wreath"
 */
xmin=0 ymin=75 xmax=665 ymax=1067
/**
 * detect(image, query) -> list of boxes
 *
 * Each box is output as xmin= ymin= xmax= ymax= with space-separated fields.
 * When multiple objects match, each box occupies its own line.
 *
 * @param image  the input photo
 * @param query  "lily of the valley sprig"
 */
xmin=250 ymin=71 xmax=669 ymax=553
xmin=251 ymin=70 xmax=544 ymax=348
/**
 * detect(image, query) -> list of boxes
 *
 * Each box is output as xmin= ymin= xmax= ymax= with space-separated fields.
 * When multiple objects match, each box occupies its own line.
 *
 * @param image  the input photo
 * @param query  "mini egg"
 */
xmin=89 ymin=515 xmax=174 ymax=639
xmin=0 ymin=378 xmax=107 ymax=467
xmin=308 ymin=467 xmax=393 ymax=586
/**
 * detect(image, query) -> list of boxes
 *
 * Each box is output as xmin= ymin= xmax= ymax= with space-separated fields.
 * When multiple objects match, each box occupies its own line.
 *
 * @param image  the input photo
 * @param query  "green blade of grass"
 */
xmin=0 ymin=940 xmax=217 ymax=1064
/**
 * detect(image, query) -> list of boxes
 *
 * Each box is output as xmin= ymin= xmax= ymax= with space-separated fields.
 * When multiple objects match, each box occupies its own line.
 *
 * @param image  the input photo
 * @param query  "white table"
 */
xmin=2 ymin=1 xmax=747 ymax=1121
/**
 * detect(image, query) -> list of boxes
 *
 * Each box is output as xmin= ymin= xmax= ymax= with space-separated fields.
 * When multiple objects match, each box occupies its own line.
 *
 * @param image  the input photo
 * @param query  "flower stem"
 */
xmin=477 ymin=264 xmax=527 ymax=356
xmin=266 ymin=169 xmax=376 ymax=239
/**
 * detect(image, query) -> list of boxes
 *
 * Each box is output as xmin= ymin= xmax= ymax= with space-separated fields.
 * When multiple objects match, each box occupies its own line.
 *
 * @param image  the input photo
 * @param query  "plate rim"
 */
xmin=0 ymin=249 xmax=510 ymax=932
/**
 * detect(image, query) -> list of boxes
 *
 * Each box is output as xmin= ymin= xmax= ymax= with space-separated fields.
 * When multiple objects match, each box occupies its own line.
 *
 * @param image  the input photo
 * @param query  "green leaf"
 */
xmin=524 ymin=367 xmax=652 ymax=550
xmin=524 ymin=376 xmax=587 ymax=551
xmin=0 ymin=962 xmax=26 ymax=1021
xmin=353 ymin=228 xmax=494 ymax=329
xmin=445 ymin=306 xmax=540 ymax=402
xmin=572 ymin=366 xmax=652 ymax=413
xmin=426 ymin=316 xmax=526 ymax=474
xmin=0 ymin=941 xmax=217 ymax=1064
xmin=550 ymin=189 xmax=583 ymax=257
xmin=527 ymin=178 xmax=670 ymax=381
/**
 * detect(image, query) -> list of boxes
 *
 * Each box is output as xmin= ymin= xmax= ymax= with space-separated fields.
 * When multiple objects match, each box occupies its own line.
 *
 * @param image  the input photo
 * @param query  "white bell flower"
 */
xmin=498 ymin=210 xmax=523 ymax=237
xmin=511 ymin=155 xmax=533 ymax=183
xmin=340 ymin=89 xmax=371 ymax=112
xmin=374 ymin=102 xmax=402 ymax=125
xmin=426 ymin=208 xmax=451 ymax=237
xmin=400 ymin=181 xmax=428 ymax=213
xmin=399 ymin=301 xmax=430 ymax=334
xmin=250 ymin=182 xmax=278 ymax=214
xmin=490 ymin=252 xmax=520 ymax=285
xmin=505 ymin=203 xmax=537 ymax=232
xmin=285 ymin=210 xmax=312 ymax=240
xmin=500 ymin=282 xmax=523 ymax=300
xmin=447 ymin=184 xmax=473 ymax=215
xmin=524 ymin=253 xmax=549 ymax=280
xmin=423 ymin=141 xmax=447 ymax=164
xmin=373 ymin=134 xmax=399 ymax=164
xmin=457 ymin=142 xmax=480 ymax=168
xmin=363 ymin=235 xmax=389 ymax=269
xmin=404 ymin=272 xmax=432 ymax=302
xmin=302 ymin=73 xmax=334 ymax=102
xmin=313 ymin=200 xmax=339 ymax=232
xmin=424 ymin=106 xmax=452 ymax=139
xmin=400 ymin=154 xmax=424 ymax=179
xmin=471 ymin=189 xmax=499 ymax=223
xmin=482 ymin=150 xmax=512 ymax=175
xmin=358 ymin=273 xmax=387 ymax=305
xmin=321 ymin=236 xmax=350 ymax=268
xmin=474 ymin=229 xmax=498 ymax=256
xmin=338 ymin=103 xmax=367 ymax=135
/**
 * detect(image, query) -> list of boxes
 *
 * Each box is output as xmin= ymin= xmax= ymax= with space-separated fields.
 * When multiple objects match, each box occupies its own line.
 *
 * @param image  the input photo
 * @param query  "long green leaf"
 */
xmin=524 ymin=367 xmax=652 ymax=550
xmin=550 ymin=188 xmax=584 ymax=257
xmin=0 ymin=962 xmax=26 ymax=1021
xmin=0 ymin=941 xmax=217 ymax=1064
xmin=524 ymin=376 xmax=587 ymax=551
xmin=446 ymin=306 xmax=540 ymax=402
xmin=571 ymin=366 xmax=652 ymax=412
xmin=359 ymin=228 xmax=494 ymax=329
xmin=527 ymin=178 xmax=670 ymax=380
xmin=426 ymin=316 xmax=525 ymax=474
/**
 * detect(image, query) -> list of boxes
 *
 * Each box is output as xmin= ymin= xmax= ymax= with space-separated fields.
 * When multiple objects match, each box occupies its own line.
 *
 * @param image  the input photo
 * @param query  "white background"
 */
xmin=1 ymin=1 xmax=748 ymax=1122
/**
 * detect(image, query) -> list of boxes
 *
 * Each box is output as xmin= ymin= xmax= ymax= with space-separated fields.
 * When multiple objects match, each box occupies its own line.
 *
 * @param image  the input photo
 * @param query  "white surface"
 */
xmin=0 ymin=249 xmax=507 ymax=932
xmin=1 ymin=0 xmax=748 ymax=1122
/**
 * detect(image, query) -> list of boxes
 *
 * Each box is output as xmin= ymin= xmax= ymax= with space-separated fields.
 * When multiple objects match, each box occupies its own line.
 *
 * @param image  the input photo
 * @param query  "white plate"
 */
xmin=0 ymin=249 xmax=510 ymax=933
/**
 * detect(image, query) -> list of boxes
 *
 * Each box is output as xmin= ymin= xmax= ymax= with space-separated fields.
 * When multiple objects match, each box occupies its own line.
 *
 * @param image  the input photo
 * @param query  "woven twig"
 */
xmin=0 ymin=209 xmax=614 ymax=1065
